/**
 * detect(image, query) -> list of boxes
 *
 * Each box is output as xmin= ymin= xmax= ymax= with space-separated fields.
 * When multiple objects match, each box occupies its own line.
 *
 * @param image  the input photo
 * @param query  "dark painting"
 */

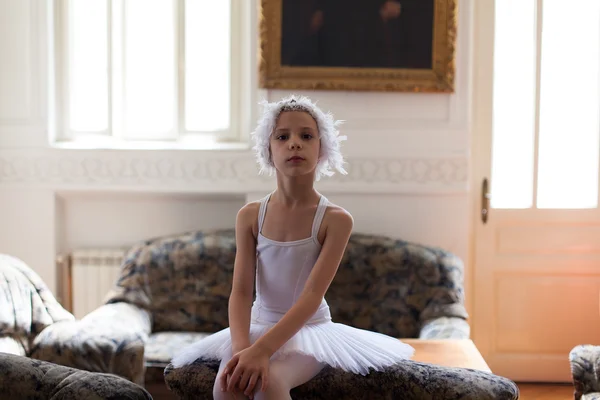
xmin=281 ymin=0 xmax=434 ymax=69
xmin=259 ymin=0 xmax=457 ymax=92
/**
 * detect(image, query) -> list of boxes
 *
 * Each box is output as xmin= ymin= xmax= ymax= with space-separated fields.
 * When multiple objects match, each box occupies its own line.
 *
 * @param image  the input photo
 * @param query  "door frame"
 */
xmin=468 ymin=0 xmax=495 ymax=354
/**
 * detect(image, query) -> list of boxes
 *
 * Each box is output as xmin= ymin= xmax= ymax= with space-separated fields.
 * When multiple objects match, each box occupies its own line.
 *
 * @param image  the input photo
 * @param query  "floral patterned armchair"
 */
xmin=0 ymin=254 xmax=151 ymax=399
xmin=0 ymin=254 xmax=74 ymax=357
xmin=570 ymin=345 xmax=600 ymax=399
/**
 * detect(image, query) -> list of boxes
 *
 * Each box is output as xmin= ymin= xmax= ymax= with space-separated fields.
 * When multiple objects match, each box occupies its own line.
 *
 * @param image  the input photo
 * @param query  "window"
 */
xmin=53 ymin=0 xmax=245 ymax=145
xmin=490 ymin=0 xmax=600 ymax=209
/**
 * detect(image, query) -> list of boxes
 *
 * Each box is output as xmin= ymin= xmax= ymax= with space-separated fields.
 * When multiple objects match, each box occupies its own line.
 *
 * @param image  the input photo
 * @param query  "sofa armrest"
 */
xmin=30 ymin=302 xmax=152 ymax=385
xmin=0 ymin=352 xmax=152 ymax=400
xmin=418 ymin=317 xmax=470 ymax=339
xmin=417 ymin=254 xmax=470 ymax=339
xmin=571 ymin=345 xmax=600 ymax=400
xmin=165 ymin=358 xmax=520 ymax=400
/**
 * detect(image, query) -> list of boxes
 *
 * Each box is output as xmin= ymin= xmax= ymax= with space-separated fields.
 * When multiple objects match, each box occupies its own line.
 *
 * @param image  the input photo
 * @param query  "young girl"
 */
xmin=171 ymin=95 xmax=414 ymax=399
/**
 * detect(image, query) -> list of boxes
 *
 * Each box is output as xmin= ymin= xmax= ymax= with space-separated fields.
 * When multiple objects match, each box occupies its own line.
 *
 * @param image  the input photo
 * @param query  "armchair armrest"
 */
xmin=30 ymin=302 xmax=152 ymax=385
xmin=570 ymin=345 xmax=600 ymax=400
xmin=419 ymin=317 xmax=470 ymax=339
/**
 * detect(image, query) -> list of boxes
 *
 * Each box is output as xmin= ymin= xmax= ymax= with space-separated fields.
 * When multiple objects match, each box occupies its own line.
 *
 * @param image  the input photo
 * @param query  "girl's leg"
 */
xmin=213 ymin=350 xmax=246 ymax=400
xmin=253 ymin=353 xmax=326 ymax=400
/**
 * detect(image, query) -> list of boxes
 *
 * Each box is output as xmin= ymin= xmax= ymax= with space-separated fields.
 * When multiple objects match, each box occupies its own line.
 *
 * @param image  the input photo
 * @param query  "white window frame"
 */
xmin=51 ymin=0 xmax=249 ymax=147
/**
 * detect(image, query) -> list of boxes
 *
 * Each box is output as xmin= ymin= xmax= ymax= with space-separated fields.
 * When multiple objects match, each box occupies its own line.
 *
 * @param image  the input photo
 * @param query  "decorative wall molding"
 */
xmin=0 ymin=149 xmax=468 ymax=194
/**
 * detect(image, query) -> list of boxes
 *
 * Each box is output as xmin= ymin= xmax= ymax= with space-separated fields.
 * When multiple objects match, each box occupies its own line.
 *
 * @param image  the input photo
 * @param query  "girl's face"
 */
xmin=270 ymin=111 xmax=320 ymax=178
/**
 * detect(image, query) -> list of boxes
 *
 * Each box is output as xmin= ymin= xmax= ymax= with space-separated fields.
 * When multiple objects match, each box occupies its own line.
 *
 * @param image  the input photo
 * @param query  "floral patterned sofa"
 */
xmin=31 ymin=229 xmax=519 ymax=399
xmin=0 ymin=254 xmax=152 ymax=399
xmin=570 ymin=345 xmax=600 ymax=399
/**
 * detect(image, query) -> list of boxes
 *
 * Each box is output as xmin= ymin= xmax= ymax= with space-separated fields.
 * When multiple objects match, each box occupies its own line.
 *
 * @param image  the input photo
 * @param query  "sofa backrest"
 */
xmin=105 ymin=230 xmax=468 ymax=337
xmin=106 ymin=230 xmax=237 ymax=333
xmin=329 ymin=233 xmax=467 ymax=337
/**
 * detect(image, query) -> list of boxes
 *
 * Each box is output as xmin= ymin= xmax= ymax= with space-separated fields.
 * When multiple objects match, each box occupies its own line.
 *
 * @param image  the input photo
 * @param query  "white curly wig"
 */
xmin=251 ymin=95 xmax=348 ymax=181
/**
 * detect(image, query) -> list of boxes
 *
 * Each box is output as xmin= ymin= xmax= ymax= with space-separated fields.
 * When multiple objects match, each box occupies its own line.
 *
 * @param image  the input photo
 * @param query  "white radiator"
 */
xmin=69 ymin=249 xmax=127 ymax=319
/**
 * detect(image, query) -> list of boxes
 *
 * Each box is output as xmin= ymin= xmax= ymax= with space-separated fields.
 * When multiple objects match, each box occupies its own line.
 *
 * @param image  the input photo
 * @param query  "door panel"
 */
xmin=472 ymin=0 xmax=600 ymax=382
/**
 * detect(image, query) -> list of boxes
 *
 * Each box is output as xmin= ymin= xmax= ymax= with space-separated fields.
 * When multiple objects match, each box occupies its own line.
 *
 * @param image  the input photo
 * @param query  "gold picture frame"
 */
xmin=259 ymin=0 xmax=457 ymax=93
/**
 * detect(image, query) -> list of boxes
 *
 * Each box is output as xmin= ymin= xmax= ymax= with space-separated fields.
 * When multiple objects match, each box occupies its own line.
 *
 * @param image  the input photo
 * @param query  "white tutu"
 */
xmin=171 ymin=321 xmax=415 ymax=375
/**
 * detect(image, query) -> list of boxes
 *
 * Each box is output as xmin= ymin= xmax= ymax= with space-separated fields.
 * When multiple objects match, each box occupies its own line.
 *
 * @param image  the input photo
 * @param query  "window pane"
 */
xmin=537 ymin=0 xmax=600 ymax=209
xmin=69 ymin=0 xmax=108 ymax=132
xmin=184 ymin=0 xmax=230 ymax=132
xmin=491 ymin=0 xmax=537 ymax=209
xmin=123 ymin=0 xmax=176 ymax=139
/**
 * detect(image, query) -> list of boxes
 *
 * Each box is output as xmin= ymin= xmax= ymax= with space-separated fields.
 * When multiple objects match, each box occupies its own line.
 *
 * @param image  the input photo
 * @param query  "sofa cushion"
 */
xmin=0 ymin=335 xmax=27 ymax=356
xmin=146 ymin=331 xmax=211 ymax=367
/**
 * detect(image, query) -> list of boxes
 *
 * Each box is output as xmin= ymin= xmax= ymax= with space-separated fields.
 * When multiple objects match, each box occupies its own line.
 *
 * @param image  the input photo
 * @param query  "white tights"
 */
xmin=212 ymin=352 xmax=325 ymax=400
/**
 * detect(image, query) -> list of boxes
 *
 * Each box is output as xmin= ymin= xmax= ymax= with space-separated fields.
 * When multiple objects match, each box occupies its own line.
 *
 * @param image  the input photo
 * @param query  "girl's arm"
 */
xmin=253 ymin=207 xmax=354 ymax=357
xmin=228 ymin=204 xmax=259 ymax=353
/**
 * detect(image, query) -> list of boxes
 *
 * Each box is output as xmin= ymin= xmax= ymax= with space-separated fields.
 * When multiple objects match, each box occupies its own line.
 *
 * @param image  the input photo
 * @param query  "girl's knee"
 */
xmin=213 ymin=374 xmax=242 ymax=400
xmin=253 ymin=374 xmax=291 ymax=400
xmin=213 ymin=386 xmax=245 ymax=400
xmin=213 ymin=368 xmax=295 ymax=399
xmin=212 ymin=380 xmax=227 ymax=400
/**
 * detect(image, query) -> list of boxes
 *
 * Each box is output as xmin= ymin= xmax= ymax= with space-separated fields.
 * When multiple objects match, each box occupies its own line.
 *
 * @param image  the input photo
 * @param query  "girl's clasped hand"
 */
xmin=220 ymin=344 xmax=270 ymax=399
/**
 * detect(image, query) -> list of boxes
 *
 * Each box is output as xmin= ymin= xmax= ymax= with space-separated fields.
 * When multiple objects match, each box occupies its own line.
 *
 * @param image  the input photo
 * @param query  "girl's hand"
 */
xmin=220 ymin=344 xmax=270 ymax=398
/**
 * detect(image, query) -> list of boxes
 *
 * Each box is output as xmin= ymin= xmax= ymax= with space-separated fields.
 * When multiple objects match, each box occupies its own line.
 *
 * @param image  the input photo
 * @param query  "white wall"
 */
xmin=61 ymin=192 xmax=244 ymax=250
xmin=0 ymin=1 xmax=474 ymax=313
